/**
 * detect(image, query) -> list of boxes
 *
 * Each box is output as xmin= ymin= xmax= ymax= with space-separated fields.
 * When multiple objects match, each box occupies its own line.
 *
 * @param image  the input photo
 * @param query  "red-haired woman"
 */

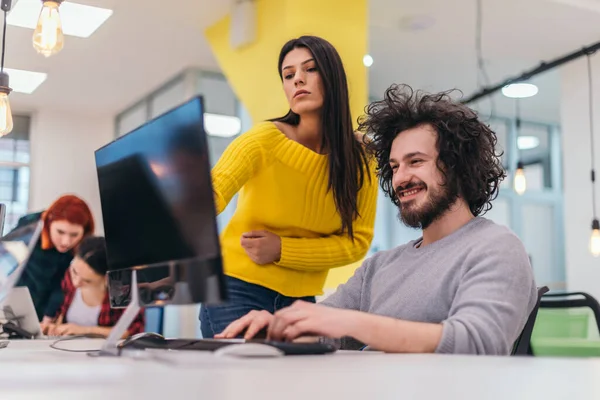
xmin=4 ymin=194 xmax=95 ymax=326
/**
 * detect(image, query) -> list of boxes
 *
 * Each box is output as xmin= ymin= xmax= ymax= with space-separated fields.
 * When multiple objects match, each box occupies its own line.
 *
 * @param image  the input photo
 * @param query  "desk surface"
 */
xmin=1 ymin=339 xmax=599 ymax=400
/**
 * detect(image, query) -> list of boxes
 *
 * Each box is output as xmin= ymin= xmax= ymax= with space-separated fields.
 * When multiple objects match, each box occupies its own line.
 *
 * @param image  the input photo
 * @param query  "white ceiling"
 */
xmin=7 ymin=0 xmax=232 ymax=116
xmin=368 ymin=0 xmax=600 ymax=124
xmin=4 ymin=0 xmax=600 ymax=123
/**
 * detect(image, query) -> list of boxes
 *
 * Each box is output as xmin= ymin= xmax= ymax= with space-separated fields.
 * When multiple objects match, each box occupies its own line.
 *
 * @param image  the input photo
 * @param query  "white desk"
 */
xmin=1 ymin=339 xmax=599 ymax=400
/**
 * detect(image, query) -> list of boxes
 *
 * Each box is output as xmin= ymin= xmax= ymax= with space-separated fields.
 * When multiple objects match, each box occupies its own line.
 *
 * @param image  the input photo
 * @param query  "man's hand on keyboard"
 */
xmin=215 ymin=310 xmax=274 ymax=340
xmin=267 ymin=301 xmax=357 ymax=342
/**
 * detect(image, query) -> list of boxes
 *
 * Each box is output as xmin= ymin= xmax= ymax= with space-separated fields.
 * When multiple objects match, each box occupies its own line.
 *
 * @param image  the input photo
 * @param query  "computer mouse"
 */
xmin=119 ymin=332 xmax=166 ymax=348
xmin=214 ymin=343 xmax=284 ymax=358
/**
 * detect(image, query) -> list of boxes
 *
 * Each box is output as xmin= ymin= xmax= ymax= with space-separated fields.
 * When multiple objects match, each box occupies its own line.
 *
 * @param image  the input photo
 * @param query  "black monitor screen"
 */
xmin=95 ymin=96 xmax=224 ymax=306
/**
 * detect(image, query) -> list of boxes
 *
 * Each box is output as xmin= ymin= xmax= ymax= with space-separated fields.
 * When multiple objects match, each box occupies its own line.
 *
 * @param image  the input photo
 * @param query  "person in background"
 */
xmin=44 ymin=236 xmax=144 ymax=338
xmin=3 ymin=194 xmax=95 ymax=328
xmin=200 ymin=35 xmax=379 ymax=338
xmin=216 ymin=84 xmax=538 ymax=355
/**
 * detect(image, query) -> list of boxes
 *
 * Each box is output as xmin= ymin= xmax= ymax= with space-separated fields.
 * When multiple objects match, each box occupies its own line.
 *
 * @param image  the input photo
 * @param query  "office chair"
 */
xmin=512 ymin=286 xmax=549 ymax=356
xmin=539 ymin=291 xmax=600 ymax=336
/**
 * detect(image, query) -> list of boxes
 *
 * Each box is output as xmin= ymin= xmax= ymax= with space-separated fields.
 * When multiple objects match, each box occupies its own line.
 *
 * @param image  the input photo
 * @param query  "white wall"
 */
xmin=560 ymin=59 xmax=600 ymax=300
xmin=29 ymin=109 xmax=114 ymax=233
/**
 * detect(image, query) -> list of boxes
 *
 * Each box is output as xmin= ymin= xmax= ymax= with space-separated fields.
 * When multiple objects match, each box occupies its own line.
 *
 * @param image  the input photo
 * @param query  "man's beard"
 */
xmin=396 ymin=181 xmax=458 ymax=230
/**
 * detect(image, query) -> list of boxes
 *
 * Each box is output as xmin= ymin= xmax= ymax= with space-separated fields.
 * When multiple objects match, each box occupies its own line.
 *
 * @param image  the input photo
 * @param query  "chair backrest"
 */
xmin=538 ymin=291 xmax=600 ymax=336
xmin=512 ymin=286 xmax=549 ymax=356
xmin=533 ymin=309 xmax=590 ymax=339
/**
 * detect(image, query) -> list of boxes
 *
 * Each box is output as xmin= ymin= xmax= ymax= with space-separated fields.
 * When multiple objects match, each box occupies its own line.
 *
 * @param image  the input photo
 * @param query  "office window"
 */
xmin=518 ymin=124 xmax=552 ymax=190
xmin=0 ymin=115 xmax=31 ymax=234
xmin=150 ymin=77 xmax=186 ymax=119
xmin=116 ymin=102 xmax=148 ymax=137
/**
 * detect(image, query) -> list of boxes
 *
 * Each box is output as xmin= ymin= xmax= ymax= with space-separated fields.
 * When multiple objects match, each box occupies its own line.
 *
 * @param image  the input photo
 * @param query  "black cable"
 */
xmin=49 ymin=335 xmax=103 ymax=353
xmin=475 ymin=0 xmax=495 ymax=118
xmin=588 ymin=54 xmax=598 ymax=219
xmin=464 ymin=41 xmax=600 ymax=104
xmin=1 ymin=10 xmax=6 ymax=73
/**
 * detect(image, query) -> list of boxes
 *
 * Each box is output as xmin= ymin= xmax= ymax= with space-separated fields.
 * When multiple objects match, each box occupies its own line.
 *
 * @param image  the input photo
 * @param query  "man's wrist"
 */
xmin=342 ymin=309 xmax=368 ymax=340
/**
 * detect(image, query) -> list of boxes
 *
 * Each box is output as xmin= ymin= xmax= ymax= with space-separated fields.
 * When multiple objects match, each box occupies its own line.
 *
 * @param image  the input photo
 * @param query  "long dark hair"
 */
xmin=76 ymin=236 xmax=108 ymax=275
xmin=360 ymin=84 xmax=506 ymax=216
xmin=271 ymin=36 xmax=370 ymax=239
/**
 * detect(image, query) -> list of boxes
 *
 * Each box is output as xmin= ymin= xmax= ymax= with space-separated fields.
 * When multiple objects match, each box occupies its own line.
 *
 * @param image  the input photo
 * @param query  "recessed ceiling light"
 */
xmin=4 ymin=68 xmax=47 ymax=94
xmin=518 ymin=136 xmax=541 ymax=150
xmin=7 ymin=0 xmax=113 ymax=38
xmin=204 ymin=113 xmax=241 ymax=137
xmin=363 ymin=54 xmax=373 ymax=67
xmin=501 ymin=83 xmax=539 ymax=98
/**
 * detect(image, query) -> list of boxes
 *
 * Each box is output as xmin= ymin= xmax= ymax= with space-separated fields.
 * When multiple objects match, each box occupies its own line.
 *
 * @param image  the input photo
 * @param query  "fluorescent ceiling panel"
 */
xmin=7 ymin=0 xmax=113 ymax=38
xmin=501 ymin=83 xmax=539 ymax=98
xmin=517 ymin=136 xmax=541 ymax=150
xmin=4 ymin=68 xmax=47 ymax=94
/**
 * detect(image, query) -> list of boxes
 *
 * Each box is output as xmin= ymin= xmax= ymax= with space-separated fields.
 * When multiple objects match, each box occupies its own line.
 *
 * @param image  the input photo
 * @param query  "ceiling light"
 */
xmin=3 ymin=68 xmax=47 ymax=94
xmin=363 ymin=54 xmax=373 ymax=67
xmin=32 ymin=0 xmax=64 ymax=57
xmin=204 ymin=114 xmax=241 ymax=138
xmin=501 ymin=83 xmax=539 ymax=98
xmin=0 ymin=0 xmax=14 ymax=136
xmin=517 ymin=136 xmax=540 ymax=150
xmin=7 ymin=0 xmax=113 ymax=38
xmin=514 ymin=161 xmax=527 ymax=195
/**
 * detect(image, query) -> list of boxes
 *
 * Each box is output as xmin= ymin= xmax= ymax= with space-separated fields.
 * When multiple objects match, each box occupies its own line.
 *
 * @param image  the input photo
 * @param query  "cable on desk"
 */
xmin=49 ymin=335 xmax=104 ymax=353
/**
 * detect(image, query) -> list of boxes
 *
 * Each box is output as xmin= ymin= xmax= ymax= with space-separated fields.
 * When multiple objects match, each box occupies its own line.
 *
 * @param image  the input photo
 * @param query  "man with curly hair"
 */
xmin=216 ymin=84 xmax=538 ymax=355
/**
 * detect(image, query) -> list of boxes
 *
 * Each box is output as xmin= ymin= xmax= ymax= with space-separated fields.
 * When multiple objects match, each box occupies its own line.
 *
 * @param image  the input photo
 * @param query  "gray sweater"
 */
xmin=321 ymin=217 xmax=538 ymax=355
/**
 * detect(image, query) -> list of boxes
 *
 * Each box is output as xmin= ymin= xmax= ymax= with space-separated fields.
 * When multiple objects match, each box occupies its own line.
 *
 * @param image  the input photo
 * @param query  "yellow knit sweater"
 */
xmin=212 ymin=122 xmax=379 ymax=297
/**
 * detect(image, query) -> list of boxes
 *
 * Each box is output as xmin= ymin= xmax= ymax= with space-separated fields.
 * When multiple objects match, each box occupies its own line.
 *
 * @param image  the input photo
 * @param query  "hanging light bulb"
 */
xmin=587 ymin=54 xmax=599 ymax=257
xmin=32 ymin=0 xmax=65 ymax=58
xmin=514 ymin=161 xmax=526 ymax=195
xmin=591 ymin=219 xmax=600 ymax=257
xmin=0 ymin=2 xmax=12 ymax=136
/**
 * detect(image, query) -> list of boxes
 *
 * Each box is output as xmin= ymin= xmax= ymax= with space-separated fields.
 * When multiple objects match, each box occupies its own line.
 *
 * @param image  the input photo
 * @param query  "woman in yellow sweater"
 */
xmin=200 ymin=35 xmax=379 ymax=338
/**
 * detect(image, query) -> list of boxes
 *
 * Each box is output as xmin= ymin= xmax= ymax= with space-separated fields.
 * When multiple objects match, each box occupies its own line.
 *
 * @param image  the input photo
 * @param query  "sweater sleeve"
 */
xmin=211 ymin=128 xmax=266 ymax=215
xmin=275 ymin=165 xmax=379 ymax=272
xmin=435 ymin=234 xmax=538 ymax=355
xmin=319 ymin=254 xmax=374 ymax=311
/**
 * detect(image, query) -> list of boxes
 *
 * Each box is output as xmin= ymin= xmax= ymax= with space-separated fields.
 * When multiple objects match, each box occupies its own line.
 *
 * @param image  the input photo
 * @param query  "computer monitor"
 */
xmin=95 ymin=96 xmax=226 ymax=311
xmin=0 ymin=220 xmax=43 ymax=304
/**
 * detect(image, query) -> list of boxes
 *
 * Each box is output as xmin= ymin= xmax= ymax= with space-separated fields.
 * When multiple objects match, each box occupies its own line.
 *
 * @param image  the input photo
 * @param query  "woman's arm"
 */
xmin=211 ymin=129 xmax=266 ymax=214
xmin=46 ymin=324 xmax=126 ymax=339
xmin=275 ymin=165 xmax=379 ymax=271
xmin=48 ymin=308 xmax=146 ymax=339
xmin=86 ymin=325 xmax=118 ymax=338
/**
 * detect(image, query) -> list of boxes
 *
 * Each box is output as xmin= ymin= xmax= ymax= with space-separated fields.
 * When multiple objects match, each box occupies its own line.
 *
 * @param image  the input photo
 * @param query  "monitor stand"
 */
xmin=89 ymin=270 xmax=140 ymax=357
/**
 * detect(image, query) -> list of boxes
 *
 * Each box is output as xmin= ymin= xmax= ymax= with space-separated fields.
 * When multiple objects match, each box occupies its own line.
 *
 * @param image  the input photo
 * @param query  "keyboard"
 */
xmin=38 ymin=335 xmax=64 ymax=340
xmin=120 ymin=337 xmax=337 ymax=355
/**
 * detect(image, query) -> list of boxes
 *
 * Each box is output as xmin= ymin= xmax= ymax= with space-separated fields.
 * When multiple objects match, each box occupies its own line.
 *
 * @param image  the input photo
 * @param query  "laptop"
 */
xmin=0 ymin=286 xmax=43 ymax=338
xmin=0 ymin=220 xmax=44 ymax=338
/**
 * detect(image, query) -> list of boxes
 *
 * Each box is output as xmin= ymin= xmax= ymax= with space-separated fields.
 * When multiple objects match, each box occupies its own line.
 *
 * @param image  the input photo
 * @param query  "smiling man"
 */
xmin=216 ymin=84 xmax=538 ymax=355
